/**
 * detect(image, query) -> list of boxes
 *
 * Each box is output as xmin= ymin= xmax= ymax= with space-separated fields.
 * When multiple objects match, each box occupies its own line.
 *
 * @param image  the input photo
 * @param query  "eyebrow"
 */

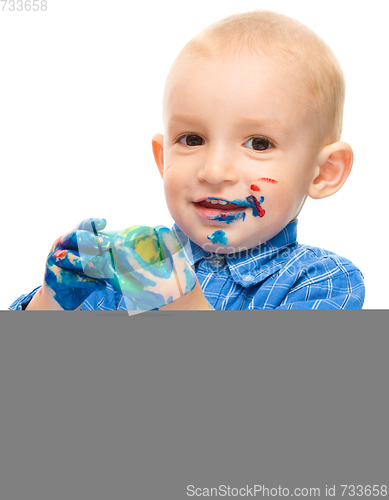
xmin=167 ymin=114 xmax=205 ymax=127
xmin=238 ymin=117 xmax=287 ymax=132
xmin=167 ymin=114 xmax=288 ymax=135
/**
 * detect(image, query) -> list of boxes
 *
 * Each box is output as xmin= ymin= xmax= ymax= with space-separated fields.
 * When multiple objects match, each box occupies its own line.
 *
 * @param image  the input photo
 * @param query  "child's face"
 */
xmin=154 ymin=53 xmax=321 ymax=253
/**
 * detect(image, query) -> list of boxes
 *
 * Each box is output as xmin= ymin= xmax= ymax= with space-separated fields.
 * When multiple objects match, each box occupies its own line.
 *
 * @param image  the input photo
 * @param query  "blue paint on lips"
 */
xmin=207 ymin=196 xmax=265 ymax=218
xmin=207 ymin=212 xmax=246 ymax=224
xmin=207 ymin=196 xmax=251 ymax=206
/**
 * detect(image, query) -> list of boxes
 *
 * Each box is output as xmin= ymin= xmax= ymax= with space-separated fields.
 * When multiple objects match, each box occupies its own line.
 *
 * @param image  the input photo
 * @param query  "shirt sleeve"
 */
xmin=274 ymin=254 xmax=365 ymax=310
xmin=8 ymin=283 xmax=134 ymax=311
xmin=8 ymin=286 xmax=42 ymax=310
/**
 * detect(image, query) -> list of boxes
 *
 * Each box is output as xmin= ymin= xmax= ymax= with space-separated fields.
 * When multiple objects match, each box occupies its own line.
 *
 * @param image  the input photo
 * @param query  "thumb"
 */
xmin=155 ymin=227 xmax=196 ymax=295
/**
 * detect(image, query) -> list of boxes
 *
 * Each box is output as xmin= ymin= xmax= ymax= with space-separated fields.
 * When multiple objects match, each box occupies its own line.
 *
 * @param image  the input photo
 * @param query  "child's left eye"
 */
xmin=245 ymin=137 xmax=273 ymax=151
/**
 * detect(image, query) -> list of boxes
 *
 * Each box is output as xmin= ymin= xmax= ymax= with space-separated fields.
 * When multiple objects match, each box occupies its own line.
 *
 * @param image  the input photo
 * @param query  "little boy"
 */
xmin=10 ymin=10 xmax=365 ymax=311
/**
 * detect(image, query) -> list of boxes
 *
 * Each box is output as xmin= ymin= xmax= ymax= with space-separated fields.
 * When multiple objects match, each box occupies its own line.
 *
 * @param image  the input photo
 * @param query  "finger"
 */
xmin=110 ymin=230 xmax=186 ymax=307
xmin=75 ymin=218 xmax=107 ymax=232
xmin=49 ymin=236 xmax=62 ymax=253
xmin=64 ymin=270 xmax=107 ymax=291
xmin=59 ymin=229 xmax=111 ymax=254
xmin=51 ymin=218 xmax=108 ymax=252
xmin=118 ymin=225 xmax=163 ymax=264
xmin=132 ymin=290 xmax=169 ymax=311
xmin=72 ymin=218 xmax=107 ymax=254
xmin=113 ymin=225 xmax=163 ymax=272
xmin=155 ymin=226 xmax=196 ymax=295
xmin=154 ymin=226 xmax=184 ymax=260
xmin=114 ymin=270 xmax=168 ymax=311
xmin=45 ymin=265 xmax=106 ymax=309
xmin=51 ymin=248 xmax=115 ymax=279
xmin=73 ymin=230 xmax=111 ymax=254
xmin=111 ymin=244 xmax=161 ymax=287
xmin=113 ymin=250 xmax=183 ymax=306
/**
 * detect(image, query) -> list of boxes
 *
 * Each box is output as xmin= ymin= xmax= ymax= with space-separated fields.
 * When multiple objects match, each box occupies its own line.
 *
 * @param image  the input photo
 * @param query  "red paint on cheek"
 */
xmin=257 ymin=177 xmax=278 ymax=184
xmin=250 ymin=184 xmax=260 ymax=191
xmin=254 ymin=198 xmax=265 ymax=218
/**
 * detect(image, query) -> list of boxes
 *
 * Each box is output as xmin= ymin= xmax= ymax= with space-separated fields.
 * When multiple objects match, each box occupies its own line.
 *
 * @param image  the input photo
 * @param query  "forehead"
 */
xmin=163 ymin=53 xmax=311 ymax=133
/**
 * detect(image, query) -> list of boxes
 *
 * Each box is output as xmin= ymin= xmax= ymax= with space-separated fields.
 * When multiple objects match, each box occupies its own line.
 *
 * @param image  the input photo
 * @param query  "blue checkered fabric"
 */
xmin=9 ymin=221 xmax=365 ymax=310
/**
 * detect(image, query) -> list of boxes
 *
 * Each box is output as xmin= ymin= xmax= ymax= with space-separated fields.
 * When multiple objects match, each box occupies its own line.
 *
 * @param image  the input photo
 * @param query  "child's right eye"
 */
xmin=177 ymin=134 xmax=205 ymax=146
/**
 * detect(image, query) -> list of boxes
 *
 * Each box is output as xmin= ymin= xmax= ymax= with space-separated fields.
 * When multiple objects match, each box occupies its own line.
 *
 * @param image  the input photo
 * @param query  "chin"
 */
xmin=180 ymin=218 xmax=271 ymax=253
xmin=198 ymin=232 xmax=257 ymax=255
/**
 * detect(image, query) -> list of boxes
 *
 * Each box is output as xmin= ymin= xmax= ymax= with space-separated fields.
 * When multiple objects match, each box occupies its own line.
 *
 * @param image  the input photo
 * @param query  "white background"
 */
xmin=1 ymin=0 xmax=387 ymax=309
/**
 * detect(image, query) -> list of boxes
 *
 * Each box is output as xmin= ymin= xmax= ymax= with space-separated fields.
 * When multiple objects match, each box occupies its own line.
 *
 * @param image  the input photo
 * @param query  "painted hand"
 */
xmin=44 ymin=218 xmax=115 ymax=310
xmin=109 ymin=225 xmax=197 ymax=310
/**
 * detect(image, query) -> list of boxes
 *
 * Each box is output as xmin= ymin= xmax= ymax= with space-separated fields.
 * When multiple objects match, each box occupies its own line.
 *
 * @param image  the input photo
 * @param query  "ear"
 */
xmin=308 ymin=141 xmax=353 ymax=199
xmin=152 ymin=133 xmax=165 ymax=178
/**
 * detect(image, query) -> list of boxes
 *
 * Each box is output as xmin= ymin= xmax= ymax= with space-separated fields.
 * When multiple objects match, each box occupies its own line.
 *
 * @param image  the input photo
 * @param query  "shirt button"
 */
xmin=208 ymin=255 xmax=225 ymax=268
xmin=242 ymin=274 xmax=255 ymax=282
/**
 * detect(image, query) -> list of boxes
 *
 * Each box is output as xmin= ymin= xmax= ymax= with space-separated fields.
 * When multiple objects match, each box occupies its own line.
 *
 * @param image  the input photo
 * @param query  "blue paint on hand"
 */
xmin=45 ymin=217 xmax=111 ymax=310
xmin=47 ymin=221 xmax=197 ymax=311
xmin=207 ymin=230 xmax=228 ymax=245
xmin=110 ymin=225 xmax=197 ymax=310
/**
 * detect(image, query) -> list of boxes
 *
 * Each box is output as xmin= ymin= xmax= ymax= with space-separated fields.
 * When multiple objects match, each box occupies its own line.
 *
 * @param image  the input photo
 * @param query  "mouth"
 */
xmin=193 ymin=195 xmax=265 ymax=220
xmin=193 ymin=197 xmax=248 ymax=221
xmin=194 ymin=198 xmax=246 ymax=211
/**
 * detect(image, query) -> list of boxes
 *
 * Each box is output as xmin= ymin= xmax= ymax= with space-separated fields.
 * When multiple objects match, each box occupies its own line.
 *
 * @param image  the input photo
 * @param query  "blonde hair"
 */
xmin=164 ymin=10 xmax=345 ymax=149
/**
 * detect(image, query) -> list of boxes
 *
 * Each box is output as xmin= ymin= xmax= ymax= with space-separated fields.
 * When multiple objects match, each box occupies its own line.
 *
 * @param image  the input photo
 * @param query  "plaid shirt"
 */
xmin=9 ymin=221 xmax=365 ymax=310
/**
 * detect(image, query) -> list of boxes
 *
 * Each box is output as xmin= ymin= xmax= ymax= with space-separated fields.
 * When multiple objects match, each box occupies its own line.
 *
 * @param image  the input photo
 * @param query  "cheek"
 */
xmin=162 ymin=168 xmax=188 ymax=207
xmin=269 ymin=183 xmax=306 ymax=217
xmin=163 ymin=180 xmax=176 ymax=207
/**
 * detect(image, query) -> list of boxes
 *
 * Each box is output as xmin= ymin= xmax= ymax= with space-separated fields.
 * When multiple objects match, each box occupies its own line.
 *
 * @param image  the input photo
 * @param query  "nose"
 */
xmin=197 ymin=145 xmax=239 ymax=185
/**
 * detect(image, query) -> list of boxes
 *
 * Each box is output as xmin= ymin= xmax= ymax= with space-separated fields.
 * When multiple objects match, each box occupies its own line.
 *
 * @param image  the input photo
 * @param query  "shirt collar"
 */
xmin=172 ymin=221 xmax=299 ymax=287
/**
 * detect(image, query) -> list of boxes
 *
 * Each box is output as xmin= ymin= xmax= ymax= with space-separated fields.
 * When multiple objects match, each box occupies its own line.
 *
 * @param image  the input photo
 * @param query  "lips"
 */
xmin=193 ymin=198 xmax=248 ymax=220
xmin=197 ymin=200 xmax=244 ymax=210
